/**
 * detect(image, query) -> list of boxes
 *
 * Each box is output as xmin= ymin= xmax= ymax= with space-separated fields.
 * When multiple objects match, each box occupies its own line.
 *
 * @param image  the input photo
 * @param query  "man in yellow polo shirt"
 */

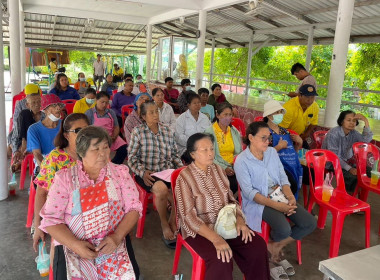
xmin=280 ymin=84 xmax=319 ymax=148
xmin=112 ymin=63 xmax=124 ymax=83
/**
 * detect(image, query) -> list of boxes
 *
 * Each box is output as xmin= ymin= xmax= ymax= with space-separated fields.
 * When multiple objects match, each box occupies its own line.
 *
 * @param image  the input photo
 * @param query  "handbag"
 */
xmin=214 ymin=204 xmax=238 ymax=239
xmin=268 ymin=186 xmax=289 ymax=204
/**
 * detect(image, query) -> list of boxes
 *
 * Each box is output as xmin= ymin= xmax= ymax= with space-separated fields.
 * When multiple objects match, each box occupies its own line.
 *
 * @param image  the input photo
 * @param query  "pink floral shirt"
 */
xmin=39 ymin=161 xmax=142 ymax=243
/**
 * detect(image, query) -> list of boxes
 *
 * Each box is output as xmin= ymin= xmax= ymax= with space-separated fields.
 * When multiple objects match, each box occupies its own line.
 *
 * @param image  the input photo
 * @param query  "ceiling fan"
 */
xmin=244 ymin=0 xmax=264 ymax=16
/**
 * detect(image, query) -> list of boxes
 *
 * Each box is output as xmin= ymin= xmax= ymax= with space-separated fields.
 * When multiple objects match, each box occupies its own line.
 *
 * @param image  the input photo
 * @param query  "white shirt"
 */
xmin=175 ymin=110 xmax=211 ymax=155
xmin=93 ymin=60 xmax=105 ymax=76
xmin=157 ymin=102 xmax=176 ymax=132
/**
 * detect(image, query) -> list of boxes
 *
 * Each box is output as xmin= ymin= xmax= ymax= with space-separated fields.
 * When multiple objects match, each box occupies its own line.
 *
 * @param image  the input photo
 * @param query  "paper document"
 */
xmin=151 ymin=169 xmax=175 ymax=183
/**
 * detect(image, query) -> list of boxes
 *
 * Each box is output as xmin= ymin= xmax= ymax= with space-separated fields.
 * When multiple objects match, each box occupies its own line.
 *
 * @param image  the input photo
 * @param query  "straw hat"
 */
xmin=263 ymin=99 xmax=286 ymax=117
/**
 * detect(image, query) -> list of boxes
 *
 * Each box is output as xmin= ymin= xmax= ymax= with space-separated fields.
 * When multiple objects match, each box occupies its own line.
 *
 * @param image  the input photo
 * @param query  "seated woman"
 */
xmin=263 ymin=100 xmax=303 ymax=195
xmin=73 ymin=87 xmax=96 ymax=114
xmin=207 ymin=83 xmax=228 ymax=109
xmin=163 ymin=77 xmax=180 ymax=112
xmin=85 ymin=91 xmax=127 ymax=164
xmin=175 ymin=133 xmax=270 ymax=280
xmin=111 ymin=79 xmax=136 ymax=126
xmin=175 ymin=93 xmax=211 ymax=157
xmin=152 ymin=87 xmax=176 ymax=131
xmin=123 ymin=92 xmax=151 ymax=145
xmin=198 ymin=87 xmax=215 ymax=121
xmin=234 ymin=122 xmax=316 ymax=273
xmin=176 ymin=79 xmax=191 ymax=113
xmin=322 ymin=110 xmax=373 ymax=192
xmin=49 ymin=73 xmax=80 ymax=100
xmin=128 ymin=101 xmax=183 ymax=248
xmin=73 ymin=72 xmax=89 ymax=98
xmin=205 ymin=102 xmax=242 ymax=193
xmin=101 ymin=73 xmax=118 ymax=96
xmin=39 ymin=126 xmax=142 ymax=279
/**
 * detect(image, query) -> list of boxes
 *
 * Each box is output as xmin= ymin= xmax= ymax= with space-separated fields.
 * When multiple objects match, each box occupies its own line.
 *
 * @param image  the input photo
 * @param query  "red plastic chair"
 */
xmin=62 ymin=99 xmax=77 ymax=115
xmin=313 ymin=130 xmax=328 ymax=149
xmin=26 ymin=180 xmax=36 ymax=227
xmin=231 ymin=117 xmax=246 ymax=136
xmin=171 ymin=167 xmax=206 ymax=280
xmin=237 ymin=183 xmax=302 ymax=264
xmin=20 ymin=153 xmax=35 ymax=190
xmin=305 ymin=149 xmax=371 ymax=258
xmin=121 ymin=104 xmax=134 ymax=125
xmin=254 ymin=116 xmax=264 ymax=122
xmin=112 ymin=89 xmax=118 ymax=95
xmin=133 ymin=175 xmax=155 ymax=239
xmin=12 ymin=92 xmax=26 ymax=114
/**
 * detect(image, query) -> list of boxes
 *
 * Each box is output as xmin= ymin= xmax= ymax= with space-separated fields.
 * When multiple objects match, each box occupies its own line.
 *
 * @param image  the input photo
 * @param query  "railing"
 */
xmin=202 ymin=73 xmax=380 ymax=119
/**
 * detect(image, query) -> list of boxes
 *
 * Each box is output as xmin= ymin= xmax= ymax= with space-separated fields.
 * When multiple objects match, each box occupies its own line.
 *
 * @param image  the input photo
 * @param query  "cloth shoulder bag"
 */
xmin=214 ymin=204 xmax=238 ymax=239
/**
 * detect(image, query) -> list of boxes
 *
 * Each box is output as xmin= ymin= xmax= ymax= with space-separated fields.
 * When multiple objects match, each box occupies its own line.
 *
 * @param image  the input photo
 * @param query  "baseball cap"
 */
xmin=24 ymin=84 xmax=40 ymax=95
xmin=40 ymin=94 xmax=64 ymax=111
xmin=263 ymin=100 xmax=286 ymax=117
xmin=299 ymin=84 xmax=318 ymax=96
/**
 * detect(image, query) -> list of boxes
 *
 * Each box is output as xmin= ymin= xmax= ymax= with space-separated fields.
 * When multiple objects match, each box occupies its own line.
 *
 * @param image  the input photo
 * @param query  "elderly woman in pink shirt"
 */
xmin=40 ymin=126 xmax=142 ymax=279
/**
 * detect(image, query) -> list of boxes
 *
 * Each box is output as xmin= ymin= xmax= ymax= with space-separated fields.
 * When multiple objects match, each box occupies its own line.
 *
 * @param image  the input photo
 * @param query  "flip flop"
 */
xmin=277 ymin=259 xmax=295 ymax=276
xmin=161 ymin=236 xmax=176 ymax=249
xmin=270 ymin=266 xmax=289 ymax=280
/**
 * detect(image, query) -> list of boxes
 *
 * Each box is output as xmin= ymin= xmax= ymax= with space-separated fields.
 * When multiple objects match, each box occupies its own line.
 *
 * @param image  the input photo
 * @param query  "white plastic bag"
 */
xmin=268 ymin=187 xmax=289 ymax=204
xmin=214 ymin=204 xmax=238 ymax=239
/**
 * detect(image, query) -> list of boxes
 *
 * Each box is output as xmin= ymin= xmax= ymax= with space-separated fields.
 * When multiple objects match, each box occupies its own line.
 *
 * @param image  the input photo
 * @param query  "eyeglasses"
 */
xmin=255 ymin=135 xmax=270 ymax=143
xmin=66 ymin=128 xmax=83 ymax=134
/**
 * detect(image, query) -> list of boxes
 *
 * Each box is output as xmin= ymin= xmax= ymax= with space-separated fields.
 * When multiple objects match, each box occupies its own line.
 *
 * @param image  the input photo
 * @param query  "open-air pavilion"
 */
xmin=1 ymin=0 xmax=380 ymax=279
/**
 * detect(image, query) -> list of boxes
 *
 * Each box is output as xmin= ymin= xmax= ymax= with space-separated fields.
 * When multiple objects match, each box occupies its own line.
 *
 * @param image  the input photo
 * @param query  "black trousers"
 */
xmin=53 ymin=234 xmax=140 ymax=279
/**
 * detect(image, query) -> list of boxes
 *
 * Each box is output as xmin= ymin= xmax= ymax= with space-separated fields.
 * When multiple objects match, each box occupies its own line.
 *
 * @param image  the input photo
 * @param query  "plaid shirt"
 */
xmin=128 ymin=123 xmax=183 ymax=178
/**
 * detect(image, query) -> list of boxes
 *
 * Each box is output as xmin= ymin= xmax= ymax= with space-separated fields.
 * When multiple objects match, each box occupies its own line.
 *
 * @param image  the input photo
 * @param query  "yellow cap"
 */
xmin=24 ymin=83 xmax=40 ymax=95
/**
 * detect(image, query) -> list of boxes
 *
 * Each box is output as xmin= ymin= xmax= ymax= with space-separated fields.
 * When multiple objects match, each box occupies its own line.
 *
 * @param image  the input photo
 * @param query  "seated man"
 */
xmin=11 ymin=92 xmax=42 ymax=171
xmin=27 ymin=94 xmax=64 ymax=168
xmin=177 ymin=78 xmax=192 ymax=113
xmin=288 ymin=63 xmax=317 ymax=98
xmin=280 ymin=84 xmax=319 ymax=149
xmin=112 ymin=63 xmax=124 ymax=83
xmin=163 ymin=77 xmax=180 ymax=112
xmin=111 ymin=79 xmax=136 ymax=127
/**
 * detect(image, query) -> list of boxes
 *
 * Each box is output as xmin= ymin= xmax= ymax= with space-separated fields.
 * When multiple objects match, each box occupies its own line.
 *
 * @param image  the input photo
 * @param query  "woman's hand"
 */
xmin=236 ymin=217 xmax=255 ymax=243
xmin=349 ymin=168 xmax=357 ymax=176
xmin=33 ymin=228 xmax=46 ymax=252
xmin=143 ymin=170 xmax=155 ymax=186
xmin=274 ymin=202 xmax=297 ymax=216
xmin=212 ymin=235 xmax=233 ymax=263
xmin=276 ymin=137 xmax=288 ymax=150
xmin=290 ymin=134 xmax=303 ymax=149
xmin=96 ymin=234 xmax=121 ymax=255
xmin=72 ymin=240 xmax=98 ymax=260
xmin=225 ymin=167 xmax=235 ymax=176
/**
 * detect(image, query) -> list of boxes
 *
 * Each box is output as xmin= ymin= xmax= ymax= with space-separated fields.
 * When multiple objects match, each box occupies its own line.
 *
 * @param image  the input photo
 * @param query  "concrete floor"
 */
xmin=0 ymin=173 xmax=380 ymax=280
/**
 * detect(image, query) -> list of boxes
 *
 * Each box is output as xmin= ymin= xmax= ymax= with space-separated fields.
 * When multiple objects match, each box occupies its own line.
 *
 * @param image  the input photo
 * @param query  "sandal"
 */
xmin=277 ymin=259 xmax=295 ymax=276
xmin=270 ymin=266 xmax=289 ymax=280
xmin=161 ymin=236 xmax=176 ymax=249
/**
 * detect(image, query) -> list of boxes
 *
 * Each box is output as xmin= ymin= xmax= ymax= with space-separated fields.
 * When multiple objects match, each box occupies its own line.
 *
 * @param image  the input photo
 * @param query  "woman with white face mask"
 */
xmin=73 ymin=87 xmax=97 ymax=114
xmin=27 ymin=94 xmax=64 ymax=167
xmin=263 ymin=100 xmax=303 ymax=195
xmin=205 ymin=102 xmax=242 ymax=194
xmin=74 ymin=72 xmax=89 ymax=98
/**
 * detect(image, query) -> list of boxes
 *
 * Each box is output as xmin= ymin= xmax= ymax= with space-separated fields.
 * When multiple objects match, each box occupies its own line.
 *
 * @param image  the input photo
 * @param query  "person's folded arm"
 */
xmin=127 ymin=130 xmax=145 ymax=178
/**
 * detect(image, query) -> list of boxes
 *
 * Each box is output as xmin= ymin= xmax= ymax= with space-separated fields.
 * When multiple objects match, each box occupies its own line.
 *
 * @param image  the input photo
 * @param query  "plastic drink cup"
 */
xmin=322 ymin=186 xmax=333 ymax=202
xmin=35 ymin=255 xmax=50 ymax=277
xmin=371 ymin=171 xmax=380 ymax=186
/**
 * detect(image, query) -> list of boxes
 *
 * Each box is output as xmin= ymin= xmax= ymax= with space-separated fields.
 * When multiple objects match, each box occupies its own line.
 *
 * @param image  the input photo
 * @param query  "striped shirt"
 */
xmin=175 ymin=163 xmax=244 ymax=239
xmin=128 ymin=122 xmax=183 ymax=178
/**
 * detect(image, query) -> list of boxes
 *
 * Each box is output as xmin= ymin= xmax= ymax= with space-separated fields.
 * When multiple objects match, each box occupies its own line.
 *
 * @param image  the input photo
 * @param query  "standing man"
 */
xmin=93 ymin=54 xmax=105 ymax=91
xmin=280 ymin=84 xmax=319 ymax=148
xmin=288 ymin=62 xmax=317 ymax=98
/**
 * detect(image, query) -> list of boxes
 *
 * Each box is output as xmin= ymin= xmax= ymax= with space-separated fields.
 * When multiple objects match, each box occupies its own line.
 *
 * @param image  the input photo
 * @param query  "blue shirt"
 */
xmin=200 ymin=104 xmax=215 ymax=121
xmin=27 ymin=120 xmax=61 ymax=155
xmin=49 ymin=86 xmax=80 ymax=100
xmin=234 ymin=147 xmax=289 ymax=232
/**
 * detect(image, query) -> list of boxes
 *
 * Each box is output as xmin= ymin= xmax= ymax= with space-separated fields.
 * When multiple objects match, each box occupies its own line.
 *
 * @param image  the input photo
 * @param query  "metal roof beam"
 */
xmin=49 ymin=15 xmax=57 ymax=45
xmin=124 ymin=26 xmax=146 ymax=51
xmin=101 ymin=23 xmax=123 ymax=49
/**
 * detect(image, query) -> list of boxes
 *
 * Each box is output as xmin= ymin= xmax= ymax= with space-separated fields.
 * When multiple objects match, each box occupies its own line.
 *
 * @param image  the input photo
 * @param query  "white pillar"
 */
xmin=305 ymin=26 xmax=314 ymax=72
xmin=195 ymin=10 xmax=207 ymax=89
xmin=245 ymin=32 xmax=254 ymax=96
xmin=209 ymin=37 xmax=215 ymax=88
xmin=145 ymin=24 xmax=152 ymax=82
xmin=139 ymin=55 xmax=144 ymax=76
xmin=0 ymin=9 xmax=8 ymax=201
xmin=20 ymin=10 xmax=26 ymax=88
xmin=324 ymin=0 xmax=355 ymax=127
xmin=9 ymin=0 xmax=22 ymax=96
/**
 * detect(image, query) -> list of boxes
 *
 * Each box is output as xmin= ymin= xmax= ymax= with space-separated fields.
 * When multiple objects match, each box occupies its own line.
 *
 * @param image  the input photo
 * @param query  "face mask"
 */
xmin=79 ymin=78 xmax=86 ymax=82
xmin=136 ymin=79 xmax=142 ymax=83
xmin=48 ymin=113 xmax=61 ymax=122
xmin=86 ymin=98 xmax=95 ymax=105
xmin=186 ymin=86 xmax=192 ymax=91
xmin=272 ymin=114 xmax=284 ymax=125
xmin=219 ymin=116 xmax=232 ymax=127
